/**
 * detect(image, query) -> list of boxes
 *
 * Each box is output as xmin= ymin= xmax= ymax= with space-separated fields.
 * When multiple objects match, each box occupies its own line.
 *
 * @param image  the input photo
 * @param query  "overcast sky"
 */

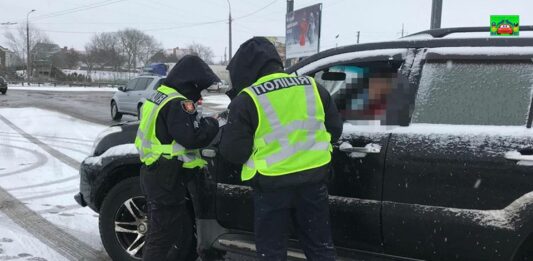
xmin=1 ymin=0 xmax=532 ymax=62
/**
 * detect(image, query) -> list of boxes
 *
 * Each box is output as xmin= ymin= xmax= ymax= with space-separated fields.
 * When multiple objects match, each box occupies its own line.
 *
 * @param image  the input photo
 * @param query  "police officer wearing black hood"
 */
xmin=135 ymin=55 xmax=220 ymax=261
xmin=220 ymin=37 xmax=342 ymax=260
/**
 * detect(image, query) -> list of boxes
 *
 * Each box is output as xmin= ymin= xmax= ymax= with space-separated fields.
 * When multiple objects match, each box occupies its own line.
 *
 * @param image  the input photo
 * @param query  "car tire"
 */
xmin=111 ymin=101 xmax=123 ymax=121
xmin=1 ymin=91 xmax=5 ymax=95
xmin=99 ymin=177 xmax=197 ymax=261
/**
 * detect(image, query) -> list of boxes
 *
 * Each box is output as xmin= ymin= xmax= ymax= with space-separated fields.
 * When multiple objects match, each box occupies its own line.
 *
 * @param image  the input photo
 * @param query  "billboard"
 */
xmin=285 ymin=3 xmax=322 ymax=59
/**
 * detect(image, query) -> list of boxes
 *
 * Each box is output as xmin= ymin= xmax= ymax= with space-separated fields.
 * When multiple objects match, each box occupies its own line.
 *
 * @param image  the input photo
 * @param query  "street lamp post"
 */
xmin=26 ymin=9 xmax=36 ymax=85
xmin=226 ymin=0 xmax=232 ymax=61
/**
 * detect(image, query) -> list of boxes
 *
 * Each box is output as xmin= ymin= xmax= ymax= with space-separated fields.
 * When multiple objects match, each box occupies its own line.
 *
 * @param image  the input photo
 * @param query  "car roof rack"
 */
xmin=406 ymin=25 xmax=533 ymax=38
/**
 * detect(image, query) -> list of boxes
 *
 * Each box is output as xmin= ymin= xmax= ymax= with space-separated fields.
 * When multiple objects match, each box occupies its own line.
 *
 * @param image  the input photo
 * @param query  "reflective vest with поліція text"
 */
xmin=134 ymin=85 xmax=206 ymax=168
xmin=240 ymin=73 xmax=332 ymax=181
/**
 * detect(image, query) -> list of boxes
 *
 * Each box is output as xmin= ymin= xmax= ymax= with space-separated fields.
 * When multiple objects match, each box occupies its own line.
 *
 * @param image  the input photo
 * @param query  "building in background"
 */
xmin=165 ymin=46 xmax=194 ymax=59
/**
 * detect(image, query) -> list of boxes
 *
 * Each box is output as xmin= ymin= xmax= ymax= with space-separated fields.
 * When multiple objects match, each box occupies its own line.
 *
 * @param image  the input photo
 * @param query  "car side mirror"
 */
xmin=118 ymin=86 xmax=126 ymax=92
xmin=322 ymin=72 xmax=346 ymax=81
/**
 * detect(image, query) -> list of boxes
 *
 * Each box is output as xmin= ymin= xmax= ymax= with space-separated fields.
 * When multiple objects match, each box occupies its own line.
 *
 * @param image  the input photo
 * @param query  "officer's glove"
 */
xmin=199 ymin=117 xmax=220 ymax=141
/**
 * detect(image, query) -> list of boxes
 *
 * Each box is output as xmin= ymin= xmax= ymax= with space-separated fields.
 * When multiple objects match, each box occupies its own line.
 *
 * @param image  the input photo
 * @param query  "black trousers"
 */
xmin=140 ymin=158 xmax=187 ymax=261
xmin=253 ymin=182 xmax=336 ymax=261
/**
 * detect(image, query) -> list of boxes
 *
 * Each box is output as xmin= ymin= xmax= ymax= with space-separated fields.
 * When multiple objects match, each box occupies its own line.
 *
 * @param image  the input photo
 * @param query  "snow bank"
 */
xmin=62 ymin=69 xmax=137 ymax=81
xmin=9 ymin=85 xmax=118 ymax=92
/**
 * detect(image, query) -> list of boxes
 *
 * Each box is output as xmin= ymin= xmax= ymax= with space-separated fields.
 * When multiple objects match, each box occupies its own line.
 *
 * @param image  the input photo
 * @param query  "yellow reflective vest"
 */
xmin=135 ymin=85 xmax=206 ymax=168
xmin=240 ymin=73 xmax=332 ymax=181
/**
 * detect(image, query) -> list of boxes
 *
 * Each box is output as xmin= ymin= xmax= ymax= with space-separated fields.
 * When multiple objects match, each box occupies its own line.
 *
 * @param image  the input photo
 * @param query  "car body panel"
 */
xmin=79 ymin=33 xmax=533 ymax=260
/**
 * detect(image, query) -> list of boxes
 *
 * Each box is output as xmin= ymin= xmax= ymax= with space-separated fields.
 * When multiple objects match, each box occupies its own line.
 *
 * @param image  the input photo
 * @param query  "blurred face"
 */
xmin=368 ymin=77 xmax=393 ymax=101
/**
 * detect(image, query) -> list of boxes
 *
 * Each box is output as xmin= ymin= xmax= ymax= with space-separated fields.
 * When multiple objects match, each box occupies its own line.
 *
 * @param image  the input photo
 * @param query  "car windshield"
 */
xmin=412 ymin=61 xmax=533 ymax=126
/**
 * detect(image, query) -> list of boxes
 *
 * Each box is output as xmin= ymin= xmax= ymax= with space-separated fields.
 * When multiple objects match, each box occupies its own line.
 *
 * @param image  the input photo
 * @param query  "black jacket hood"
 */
xmin=226 ymin=37 xmax=283 ymax=99
xmin=163 ymin=55 xmax=220 ymax=102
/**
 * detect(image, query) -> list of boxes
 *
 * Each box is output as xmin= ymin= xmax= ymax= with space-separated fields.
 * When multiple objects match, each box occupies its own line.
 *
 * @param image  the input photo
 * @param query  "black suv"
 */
xmin=0 ymin=76 xmax=7 ymax=95
xmin=75 ymin=27 xmax=533 ymax=261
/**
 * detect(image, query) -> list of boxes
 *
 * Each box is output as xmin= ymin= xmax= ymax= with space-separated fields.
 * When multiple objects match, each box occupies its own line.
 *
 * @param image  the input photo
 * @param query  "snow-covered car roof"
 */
xmin=287 ymin=26 xmax=533 ymax=74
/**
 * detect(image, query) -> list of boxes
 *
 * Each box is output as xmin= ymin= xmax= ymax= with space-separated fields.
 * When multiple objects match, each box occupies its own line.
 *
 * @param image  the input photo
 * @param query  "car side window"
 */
xmin=313 ymin=62 xmax=402 ymax=125
xmin=133 ymin=78 xmax=152 ymax=91
xmin=412 ymin=60 xmax=533 ymax=126
xmin=125 ymin=78 xmax=138 ymax=91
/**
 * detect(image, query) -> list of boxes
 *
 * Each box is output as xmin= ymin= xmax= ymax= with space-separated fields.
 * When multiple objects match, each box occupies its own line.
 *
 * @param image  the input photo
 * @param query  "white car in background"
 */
xmin=110 ymin=75 xmax=165 ymax=121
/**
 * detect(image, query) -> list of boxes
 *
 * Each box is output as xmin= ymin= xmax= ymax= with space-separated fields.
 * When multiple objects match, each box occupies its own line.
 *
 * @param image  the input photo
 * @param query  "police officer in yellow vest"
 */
xmin=220 ymin=37 xmax=343 ymax=260
xmin=135 ymin=55 xmax=219 ymax=261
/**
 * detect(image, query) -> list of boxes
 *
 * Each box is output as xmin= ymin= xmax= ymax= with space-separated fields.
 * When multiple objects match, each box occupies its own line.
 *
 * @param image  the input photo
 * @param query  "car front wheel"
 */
xmin=99 ymin=177 xmax=197 ymax=261
xmin=111 ymin=101 xmax=123 ymax=121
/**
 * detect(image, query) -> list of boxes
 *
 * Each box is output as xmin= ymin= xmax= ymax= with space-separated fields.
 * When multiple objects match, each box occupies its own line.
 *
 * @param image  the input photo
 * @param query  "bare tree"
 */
xmin=117 ymin=28 xmax=160 ymax=72
xmin=85 ymin=32 xmax=124 ymax=72
xmin=3 ymin=23 xmax=50 ymax=70
xmin=187 ymin=42 xmax=215 ymax=64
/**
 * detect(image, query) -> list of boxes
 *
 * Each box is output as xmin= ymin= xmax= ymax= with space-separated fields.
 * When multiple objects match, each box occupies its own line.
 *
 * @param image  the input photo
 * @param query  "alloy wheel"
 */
xmin=114 ymin=196 xmax=148 ymax=259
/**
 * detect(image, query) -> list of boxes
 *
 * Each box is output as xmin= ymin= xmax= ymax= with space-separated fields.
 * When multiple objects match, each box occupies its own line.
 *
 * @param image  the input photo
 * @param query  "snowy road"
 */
xmin=1 ymin=87 xmax=230 ymax=126
xmin=0 ymin=108 xmax=109 ymax=260
xmin=0 ymin=89 xmax=232 ymax=260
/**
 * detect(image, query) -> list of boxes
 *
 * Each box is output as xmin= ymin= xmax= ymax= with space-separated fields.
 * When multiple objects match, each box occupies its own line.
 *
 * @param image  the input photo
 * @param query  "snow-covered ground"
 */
xmin=0 ymin=94 xmax=230 ymax=260
xmin=61 ymin=69 xmax=137 ymax=82
xmin=0 ymin=108 xmax=108 ymax=260
xmin=9 ymin=85 xmax=118 ymax=92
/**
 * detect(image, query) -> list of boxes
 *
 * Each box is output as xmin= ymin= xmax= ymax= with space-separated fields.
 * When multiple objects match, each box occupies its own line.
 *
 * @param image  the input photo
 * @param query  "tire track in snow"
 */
xmin=0 ymin=115 xmax=109 ymax=261
xmin=0 ymin=144 xmax=48 ymax=177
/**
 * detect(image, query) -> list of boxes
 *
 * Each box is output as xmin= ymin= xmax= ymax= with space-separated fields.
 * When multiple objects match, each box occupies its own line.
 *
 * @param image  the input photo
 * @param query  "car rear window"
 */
xmin=411 ymin=61 xmax=533 ymax=126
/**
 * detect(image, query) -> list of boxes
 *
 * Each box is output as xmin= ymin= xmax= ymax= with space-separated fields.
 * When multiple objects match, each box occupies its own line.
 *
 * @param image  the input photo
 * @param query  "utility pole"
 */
xmin=224 ymin=47 xmax=227 ymax=65
xmin=287 ymin=0 xmax=294 ymax=13
xmin=401 ymin=23 xmax=405 ymax=37
xmin=26 ymin=9 xmax=36 ymax=85
xmin=356 ymin=31 xmax=360 ymax=44
xmin=430 ymin=0 xmax=442 ymax=29
xmin=226 ymin=0 xmax=232 ymax=61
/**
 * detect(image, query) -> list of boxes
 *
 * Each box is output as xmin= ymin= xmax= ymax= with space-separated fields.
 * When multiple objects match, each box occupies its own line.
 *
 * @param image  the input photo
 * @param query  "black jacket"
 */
xmin=154 ymin=55 xmax=220 ymax=159
xmin=219 ymin=37 xmax=343 ymax=190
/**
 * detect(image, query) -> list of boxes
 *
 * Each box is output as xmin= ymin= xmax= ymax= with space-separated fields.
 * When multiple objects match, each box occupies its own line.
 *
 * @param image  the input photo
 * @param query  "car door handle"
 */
xmin=505 ymin=150 xmax=533 ymax=163
xmin=338 ymin=142 xmax=381 ymax=158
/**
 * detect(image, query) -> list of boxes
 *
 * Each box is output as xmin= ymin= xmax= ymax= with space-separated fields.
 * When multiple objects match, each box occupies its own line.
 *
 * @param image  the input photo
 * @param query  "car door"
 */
xmin=305 ymin=57 xmax=410 ymax=254
xmin=130 ymin=77 xmax=153 ymax=114
xmin=214 ymin=49 xmax=409 ymax=254
xmin=119 ymin=78 xmax=139 ymax=113
xmin=382 ymin=50 xmax=533 ymax=260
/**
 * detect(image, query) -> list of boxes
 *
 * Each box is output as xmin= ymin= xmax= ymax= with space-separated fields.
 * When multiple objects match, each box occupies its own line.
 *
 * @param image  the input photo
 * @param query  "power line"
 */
xmin=9 ymin=0 xmax=279 ymax=35
xmin=234 ymin=0 xmax=278 ymax=20
xmin=30 ymin=0 xmax=128 ymax=21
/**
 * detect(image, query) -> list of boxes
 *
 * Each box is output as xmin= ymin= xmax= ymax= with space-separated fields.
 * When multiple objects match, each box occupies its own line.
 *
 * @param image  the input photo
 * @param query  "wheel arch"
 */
xmin=94 ymin=161 xmax=198 ymax=221
xmin=95 ymin=163 xmax=141 ymax=212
